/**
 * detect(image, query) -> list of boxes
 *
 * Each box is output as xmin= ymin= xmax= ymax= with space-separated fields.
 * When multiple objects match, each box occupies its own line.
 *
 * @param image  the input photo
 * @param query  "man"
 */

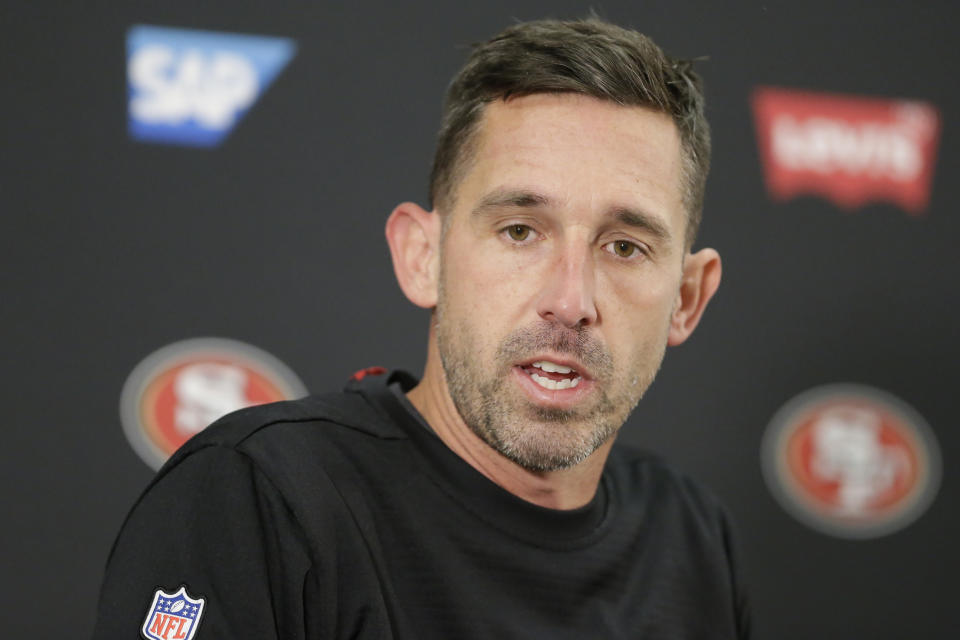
xmin=95 ymin=17 xmax=749 ymax=639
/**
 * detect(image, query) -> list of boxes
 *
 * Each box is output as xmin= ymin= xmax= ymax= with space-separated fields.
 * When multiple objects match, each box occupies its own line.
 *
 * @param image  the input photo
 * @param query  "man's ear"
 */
xmin=667 ymin=247 xmax=722 ymax=346
xmin=385 ymin=202 xmax=442 ymax=309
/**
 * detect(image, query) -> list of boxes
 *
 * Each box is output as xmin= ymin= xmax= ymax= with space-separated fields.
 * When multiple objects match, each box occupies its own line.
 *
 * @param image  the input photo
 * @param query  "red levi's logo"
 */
xmin=752 ymin=87 xmax=941 ymax=214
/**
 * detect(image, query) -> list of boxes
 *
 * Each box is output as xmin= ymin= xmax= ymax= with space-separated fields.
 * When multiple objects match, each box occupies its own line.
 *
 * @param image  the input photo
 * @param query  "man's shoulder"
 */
xmin=607 ymin=442 xmax=730 ymax=528
xmin=165 ymin=380 xmax=408 ymax=473
xmin=607 ymin=448 xmax=749 ymax=638
xmin=132 ymin=377 xmax=414 ymax=523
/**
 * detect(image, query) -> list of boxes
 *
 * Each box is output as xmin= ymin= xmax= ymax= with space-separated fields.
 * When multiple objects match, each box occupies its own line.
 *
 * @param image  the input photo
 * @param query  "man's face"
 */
xmin=435 ymin=93 xmax=688 ymax=472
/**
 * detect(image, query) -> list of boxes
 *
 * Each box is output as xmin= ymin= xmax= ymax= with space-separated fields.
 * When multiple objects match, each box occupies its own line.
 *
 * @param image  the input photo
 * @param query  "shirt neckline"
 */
xmin=356 ymin=370 xmax=616 ymax=548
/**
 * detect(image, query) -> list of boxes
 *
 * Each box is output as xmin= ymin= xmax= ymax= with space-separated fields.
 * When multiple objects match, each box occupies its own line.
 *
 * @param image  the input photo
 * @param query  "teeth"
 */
xmin=530 ymin=372 xmax=581 ymax=390
xmin=532 ymin=360 xmax=573 ymax=374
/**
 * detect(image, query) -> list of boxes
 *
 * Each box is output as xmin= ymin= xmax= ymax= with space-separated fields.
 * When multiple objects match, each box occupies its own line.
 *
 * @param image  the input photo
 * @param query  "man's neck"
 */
xmin=406 ymin=338 xmax=612 ymax=511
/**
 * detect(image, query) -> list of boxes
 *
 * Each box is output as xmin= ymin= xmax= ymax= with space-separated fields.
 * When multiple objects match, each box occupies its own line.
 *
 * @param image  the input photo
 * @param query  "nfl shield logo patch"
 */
xmin=141 ymin=585 xmax=205 ymax=640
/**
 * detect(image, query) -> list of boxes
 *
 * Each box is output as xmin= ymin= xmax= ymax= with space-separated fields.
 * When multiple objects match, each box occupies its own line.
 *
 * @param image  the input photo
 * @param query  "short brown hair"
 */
xmin=429 ymin=18 xmax=710 ymax=247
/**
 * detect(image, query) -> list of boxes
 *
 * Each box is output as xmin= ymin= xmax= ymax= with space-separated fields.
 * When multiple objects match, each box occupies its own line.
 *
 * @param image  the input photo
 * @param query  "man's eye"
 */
xmin=604 ymin=240 xmax=643 ymax=259
xmin=505 ymin=225 xmax=532 ymax=242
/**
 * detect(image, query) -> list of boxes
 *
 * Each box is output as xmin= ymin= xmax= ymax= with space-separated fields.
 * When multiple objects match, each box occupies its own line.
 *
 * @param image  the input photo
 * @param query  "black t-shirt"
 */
xmin=94 ymin=370 xmax=750 ymax=639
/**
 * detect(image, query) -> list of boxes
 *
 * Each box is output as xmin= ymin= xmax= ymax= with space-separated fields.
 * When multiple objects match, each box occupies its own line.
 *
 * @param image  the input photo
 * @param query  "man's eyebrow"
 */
xmin=471 ymin=188 xmax=674 ymax=243
xmin=471 ymin=189 xmax=552 ymax=216
xmin=610 ymin=207 xmax=672 ymax=244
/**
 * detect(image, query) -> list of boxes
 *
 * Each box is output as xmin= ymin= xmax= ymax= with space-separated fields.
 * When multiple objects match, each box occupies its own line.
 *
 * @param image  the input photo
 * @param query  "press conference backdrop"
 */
xmin=3 ymin=1 xmax=957 ymax=637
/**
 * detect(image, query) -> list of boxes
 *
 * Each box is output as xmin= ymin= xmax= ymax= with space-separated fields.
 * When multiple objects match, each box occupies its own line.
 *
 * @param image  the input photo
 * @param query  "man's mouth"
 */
xmin=520 ymin=360 xmax=583 ymax=390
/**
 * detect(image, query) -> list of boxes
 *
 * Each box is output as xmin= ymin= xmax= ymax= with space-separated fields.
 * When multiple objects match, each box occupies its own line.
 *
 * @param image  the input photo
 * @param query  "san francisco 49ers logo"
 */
xmin=761 ymin=384 xmax=941 ymax=538
xmin=120 ymin=337 xmax=307 ymax=469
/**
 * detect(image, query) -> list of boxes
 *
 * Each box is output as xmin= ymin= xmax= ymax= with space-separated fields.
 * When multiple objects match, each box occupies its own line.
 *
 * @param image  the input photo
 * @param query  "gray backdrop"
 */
xmin=3 ymin=1 xmax=957 ymax=637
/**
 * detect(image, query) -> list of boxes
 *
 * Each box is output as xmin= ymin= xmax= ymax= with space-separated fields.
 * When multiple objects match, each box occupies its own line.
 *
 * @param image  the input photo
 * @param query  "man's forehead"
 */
xmin=456 ymin=94 xmax=686 ymax=236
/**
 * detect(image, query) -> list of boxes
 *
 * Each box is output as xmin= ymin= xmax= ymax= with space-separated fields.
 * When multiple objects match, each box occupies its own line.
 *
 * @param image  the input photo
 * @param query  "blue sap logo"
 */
xmin=127 ymin=25 xmax=296 ymax=147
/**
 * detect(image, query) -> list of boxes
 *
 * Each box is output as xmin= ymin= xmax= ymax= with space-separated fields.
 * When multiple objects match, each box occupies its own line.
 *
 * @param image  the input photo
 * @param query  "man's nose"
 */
xmin=535 ymin=241 xmax=598 ymax=329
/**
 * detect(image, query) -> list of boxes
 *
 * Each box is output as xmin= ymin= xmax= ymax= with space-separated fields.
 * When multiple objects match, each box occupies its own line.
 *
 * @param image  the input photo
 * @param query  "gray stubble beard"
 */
xmin=435 ymin=289 xmax=664 ymax=472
